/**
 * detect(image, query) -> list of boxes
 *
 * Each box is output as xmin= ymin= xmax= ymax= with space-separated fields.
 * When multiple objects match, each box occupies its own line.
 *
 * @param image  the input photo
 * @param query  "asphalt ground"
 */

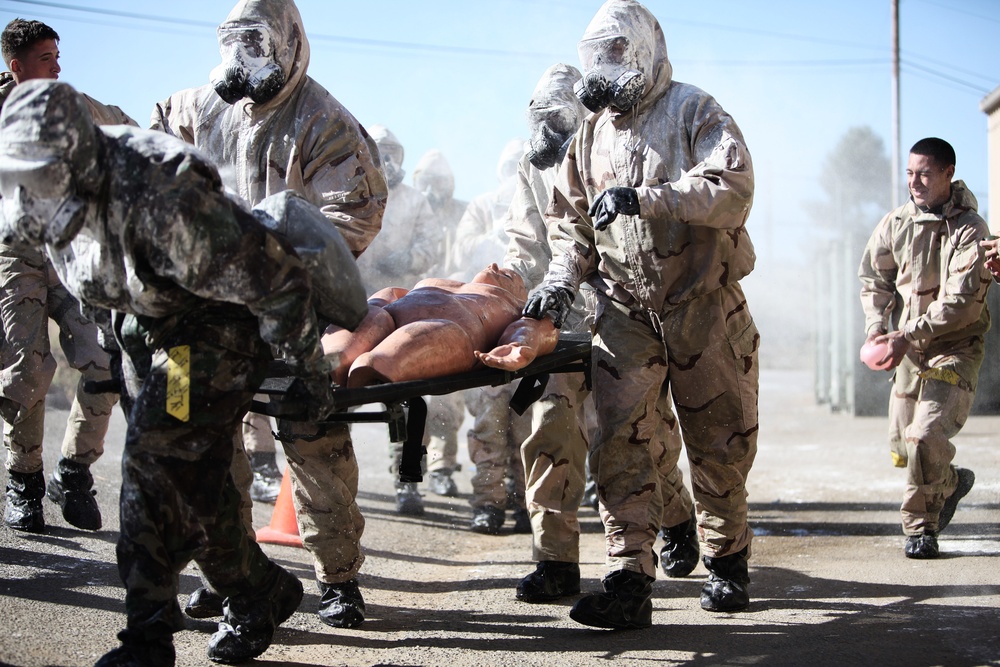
xmin=0 ymin=368 xmax=998 ymax=667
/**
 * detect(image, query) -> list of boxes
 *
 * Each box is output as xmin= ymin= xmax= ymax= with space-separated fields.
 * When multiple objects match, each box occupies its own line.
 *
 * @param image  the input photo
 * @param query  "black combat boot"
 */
xmin=395 ymin=481 xmax=425 ymax=516
xmin=185 ymin=586 xmax=225 ymax=619
xmin=516 ymin=561 xmax=581 ymax=603
xmin=569 ymin=569 xmax=655 ymax=629
xmin=904 ymin=531 xmax=939 ymax=559
xmin=659 ymin=509 xmax=700 ymax=578
xmin=4 ymin=469 xmax=45 ymax=533
xmin=317 ymin=578 xmax=366 ymax=628
xmin=427 ymin=469 xmax=459 ymax=497
xmin=700 ymin=546 xmax=750 ymax=612
xmin=470 ymin=505 xmax=504 ymax=534
xmin=510 ymin=508 xmax=532 ymax=534
xmin=249 ymin=451 xmax=282 ymax=503
xmin=94 ymin=629 xmax=175 ymax=667
xmin=46 ymin=457 xmax=102 ymax=530
xmin=207 ymin=564 xmax=302 ymax=664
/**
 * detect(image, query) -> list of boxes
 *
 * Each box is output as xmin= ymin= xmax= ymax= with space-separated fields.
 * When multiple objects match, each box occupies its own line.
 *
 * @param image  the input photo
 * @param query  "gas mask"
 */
xmin=0 ymin=160 xmax=87 ymax=249
xmin=420 ymin=184 xmax=448 ymax=210
xmin=380 ymin=152 xmax=405 ymax=189
xmin=210 ymin=23 xmax=286 ymax=105
xmin=526 ymin=111 xmax=576 ymax=171
xmin=575 ymin=35 xmax=646 ymax=113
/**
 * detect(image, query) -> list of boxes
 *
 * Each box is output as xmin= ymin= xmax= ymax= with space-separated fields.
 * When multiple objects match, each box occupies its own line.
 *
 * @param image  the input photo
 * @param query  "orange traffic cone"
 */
xmin=256 ymin=466 xmax=303 ymax=548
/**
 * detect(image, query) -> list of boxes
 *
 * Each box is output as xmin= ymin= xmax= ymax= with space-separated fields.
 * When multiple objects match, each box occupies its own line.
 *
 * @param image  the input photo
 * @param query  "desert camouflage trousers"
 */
xmin=0 ymin=247 xmax=117 ymax=473
xmin=464 ymin=383 xmax=530 ymax=511
xmin=116 ymin=312 xmax=281 ymax=641
xmin=521 ymin=370 xmax=590 ymax=562
xmin=888 ymin=341 xmax=982 ymax=535
xmin=591 ymin=285 xmax=759 ymax=578
xmin=522 ymin=368 xmax=693 ymax=563
xmin=274 ymin=419 xmax=366 ymax=584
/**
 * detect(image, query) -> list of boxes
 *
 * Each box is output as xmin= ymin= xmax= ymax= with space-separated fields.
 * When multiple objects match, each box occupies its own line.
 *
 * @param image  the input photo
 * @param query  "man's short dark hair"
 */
xmin=1 ymin=19 xmax=59 ymax=68
xmin=910 ymin=137 xmax=956 ymax=169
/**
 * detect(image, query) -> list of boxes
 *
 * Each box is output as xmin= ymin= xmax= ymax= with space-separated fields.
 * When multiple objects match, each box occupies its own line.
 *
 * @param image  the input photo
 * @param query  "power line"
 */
xmin=902 ymin=61 xmax=992 ymax=95
xmin=910 ymin=0 xmax=1000 ymax=25
xmin=4 ymin=0 xmax=995 ymax=88
xmin=1 ymin=0 xmax=565 ymax=60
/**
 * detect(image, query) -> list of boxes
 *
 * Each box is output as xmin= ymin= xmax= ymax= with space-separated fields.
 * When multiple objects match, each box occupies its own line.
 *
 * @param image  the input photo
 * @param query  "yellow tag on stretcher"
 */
xmin=166 ymin=345 xmax=191 ymax=422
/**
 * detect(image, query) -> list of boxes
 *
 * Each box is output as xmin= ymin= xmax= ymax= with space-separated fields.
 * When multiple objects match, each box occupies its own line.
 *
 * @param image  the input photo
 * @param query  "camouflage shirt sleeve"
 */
xmin=858 ymin=210 xmax=898 ymax=336
xmin=543 ymin=135 xmax=597 ymax=295
xmin=900 ymin=216 xmax=991 ymax=342
xmin=636 ymin=109 xmax=754 ymax=231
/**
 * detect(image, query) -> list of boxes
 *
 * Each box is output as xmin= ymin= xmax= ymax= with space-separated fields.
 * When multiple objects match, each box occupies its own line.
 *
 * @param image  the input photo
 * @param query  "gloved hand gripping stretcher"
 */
xmin=251 ymin=332 xmax=590 ymax=483
xmin=246 ymin=197 xmax=588 ymax=482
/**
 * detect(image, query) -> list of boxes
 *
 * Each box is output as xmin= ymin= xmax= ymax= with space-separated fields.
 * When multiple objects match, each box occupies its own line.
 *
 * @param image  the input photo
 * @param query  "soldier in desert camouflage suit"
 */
xmin=0 ymin=80 xmax=333 ymax=666
xmin=524 ymin=0 xmax=759 ymax=628
xmin=506 ymin=63 xmax=699 ymax=605
xmin=859 ymin=137 xmax=988 ymax=561
xmin=151 ymin=0 xmax=387 ymax=630
xmin=0 ymin=18 xmax=130 ymax=535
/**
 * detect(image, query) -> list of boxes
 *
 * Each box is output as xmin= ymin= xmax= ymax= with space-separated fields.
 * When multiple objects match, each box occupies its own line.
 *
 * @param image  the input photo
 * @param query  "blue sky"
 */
xmin=1 ymin=0 xmax=998 ymax=265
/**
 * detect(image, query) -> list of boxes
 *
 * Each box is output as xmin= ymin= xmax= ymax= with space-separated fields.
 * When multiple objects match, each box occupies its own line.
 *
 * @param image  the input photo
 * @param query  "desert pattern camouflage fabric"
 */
xmin=0 ymin=80 xmax=134 ymax=474
xmin=542 ymin=1 xmax=758 ymax=577
xmin=464 ymin=383 xmax=530 ymax=510
xmin=277 ymin=419 xmax=366 ymax=583
xmin=150 ymin=0 xmax=386 ymax=258
xmin=590 ymin=290 xmax=758 ymax=577
xmin=0 ymin=248 xmax=117 ymax=472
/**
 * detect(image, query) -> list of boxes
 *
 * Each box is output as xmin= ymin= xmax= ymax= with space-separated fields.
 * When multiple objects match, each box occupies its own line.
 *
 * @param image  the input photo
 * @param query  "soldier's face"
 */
xmin=10 ymin=39 xmax=61 ymax=84
xmin=906 ymin=153 xmax=954 ymax=210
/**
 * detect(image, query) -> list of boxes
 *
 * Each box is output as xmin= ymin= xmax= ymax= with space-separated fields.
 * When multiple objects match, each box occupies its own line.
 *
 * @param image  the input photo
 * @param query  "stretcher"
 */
xmin=250 ymin=334 xmax=592 ymax=483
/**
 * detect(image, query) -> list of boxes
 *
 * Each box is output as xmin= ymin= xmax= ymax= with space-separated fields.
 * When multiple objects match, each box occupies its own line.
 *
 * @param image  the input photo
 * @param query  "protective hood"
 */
xmin=577 ymin=0 xmax=672 ymax=113
xmin=369 ymin=124 xmax=405 ymax=188
xmin=412 ymin=149 xmax=455 ymax=202
xmin=214 ymin=0 xmax=310 ymax=108
xmin=525 ymin=63 xmax=584 ymax=170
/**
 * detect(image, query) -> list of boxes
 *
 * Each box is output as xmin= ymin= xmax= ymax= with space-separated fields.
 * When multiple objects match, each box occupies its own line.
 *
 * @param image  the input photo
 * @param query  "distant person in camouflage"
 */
xmin=151 ymin=0 xmax=387 ymax=630
xmin=0 ymin=17 xmax=131 ymax=535
xmin=0 ymin=79 xmax=336 ymax=666
xmin=860 ymin=137 xmax=987 ymax=560
xmin=525 ymin=0 xmax=759 ymax=628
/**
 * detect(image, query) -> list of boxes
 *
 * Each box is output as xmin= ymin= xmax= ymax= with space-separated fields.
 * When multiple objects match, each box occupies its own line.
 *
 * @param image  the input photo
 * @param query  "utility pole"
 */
xmin=891 ymin=0 xmax=901 ymax=207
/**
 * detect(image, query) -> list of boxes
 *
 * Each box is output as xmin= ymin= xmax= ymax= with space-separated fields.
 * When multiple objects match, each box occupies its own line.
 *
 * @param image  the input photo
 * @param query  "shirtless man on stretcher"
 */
xmin=322 ymin=263 xmax=559 ymax=386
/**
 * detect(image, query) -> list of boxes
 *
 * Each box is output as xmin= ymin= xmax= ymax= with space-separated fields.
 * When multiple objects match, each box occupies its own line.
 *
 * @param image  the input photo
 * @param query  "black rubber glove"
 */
xmin=522 ymin=284 xmax=575 ymax=329
xmin=589 ymin=186 xmax=640 ymax=231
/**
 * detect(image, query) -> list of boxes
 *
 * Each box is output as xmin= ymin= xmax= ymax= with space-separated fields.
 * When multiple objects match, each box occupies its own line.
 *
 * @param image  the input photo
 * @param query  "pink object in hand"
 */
xmin=860 ymin=340 xmax=891 ymax=371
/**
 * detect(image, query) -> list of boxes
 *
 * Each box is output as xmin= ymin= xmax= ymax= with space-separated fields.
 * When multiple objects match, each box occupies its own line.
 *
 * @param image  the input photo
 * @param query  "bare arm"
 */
xmin=474 ymin=316 xmax=559 ymax=371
